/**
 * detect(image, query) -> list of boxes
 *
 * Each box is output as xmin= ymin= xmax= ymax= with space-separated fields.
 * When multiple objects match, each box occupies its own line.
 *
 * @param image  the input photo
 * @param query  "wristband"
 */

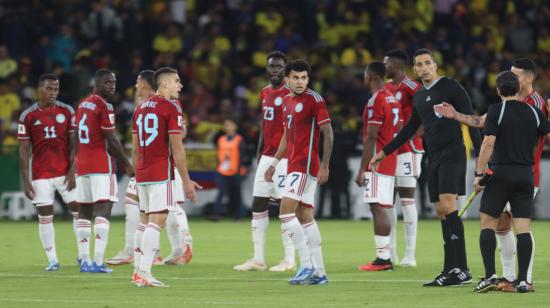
xmin=474 ymin=171 xmax=484 ymax=177
xmin=270 ymin=158 xmax=280 ymax=167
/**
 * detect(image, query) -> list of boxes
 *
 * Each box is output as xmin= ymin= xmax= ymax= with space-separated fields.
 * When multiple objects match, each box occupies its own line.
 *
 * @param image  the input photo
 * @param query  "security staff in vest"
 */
xmin=212 ymin=118 xmax=249 ymax=221
xmin=470 ymin=71 xmax=550 ymax=293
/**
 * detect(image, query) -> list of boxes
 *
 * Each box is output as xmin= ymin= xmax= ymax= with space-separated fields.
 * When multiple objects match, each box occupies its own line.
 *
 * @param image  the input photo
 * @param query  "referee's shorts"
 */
xmin=427 ymin=143 xmax=466 ymax=203
xmin=480 ymin=165 xmax=534 ymax=219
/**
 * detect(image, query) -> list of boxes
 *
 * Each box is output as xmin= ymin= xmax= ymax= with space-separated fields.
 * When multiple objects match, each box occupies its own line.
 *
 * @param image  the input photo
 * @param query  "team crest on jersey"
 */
xmin=295 ymin=103 xmax=303 ymax=113
xmin=109 ymin=114 xmax=115 ymax=124
xmin=56 ymin=113 xmax=66 ymax=123
xmin=395 ymin=91 xmax=402 ymax=100
xmin=274 ymin=97 xmax=283 ymax=106
xmin=18 ymin=124 xmax=25 ymax=134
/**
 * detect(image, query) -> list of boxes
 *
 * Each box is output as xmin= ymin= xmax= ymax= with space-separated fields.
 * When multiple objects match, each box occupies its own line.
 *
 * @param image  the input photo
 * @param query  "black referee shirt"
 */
xmin=485 ymin=100 xmax=550 ymax=166
xmin=384 ymin=77 xmax=481 ymax=155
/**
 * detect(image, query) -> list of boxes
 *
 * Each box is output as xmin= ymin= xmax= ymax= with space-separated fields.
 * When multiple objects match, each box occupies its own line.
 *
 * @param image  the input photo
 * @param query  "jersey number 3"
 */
xmin=136 ymin=113 xmax=159 ymax=146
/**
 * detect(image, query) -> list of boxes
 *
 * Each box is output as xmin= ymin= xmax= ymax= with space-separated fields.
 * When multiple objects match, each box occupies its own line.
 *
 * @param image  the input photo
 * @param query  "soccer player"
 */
xmin=383 ymin=49 xmax=422 ymax=266
xmin=265 ymin=59 xmax=333 ymax=285
xmin=355 ymin=61 xmax=401 ymax=271
xmin=371 ymin=49 xmax=481 ymax=286
xmin=75 ymin=69 xmax=134 ymax=273
xmin=433 ymin=58 xmax=546 ymax=291
xmin=234 ymin=51 xmax=295 ymax=272
xmin=132 ymin=67 xmax=200 ymax=287
xmin=18 ymin=73 xmax=79 ymax=271
xmin=470 ymin=71 xmax=548 ymax=293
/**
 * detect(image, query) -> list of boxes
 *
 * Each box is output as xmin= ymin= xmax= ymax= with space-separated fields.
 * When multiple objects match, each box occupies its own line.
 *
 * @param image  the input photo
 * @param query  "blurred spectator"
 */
xmin=0 ymin=79 xmax=21 ymax=144
xmin=0 ymin=45 xmax=17 ymax=79
xmin=153 ymin=23 xmax=183 ymax=54
xmin=48 ymin=25 xmax=77 ymax=72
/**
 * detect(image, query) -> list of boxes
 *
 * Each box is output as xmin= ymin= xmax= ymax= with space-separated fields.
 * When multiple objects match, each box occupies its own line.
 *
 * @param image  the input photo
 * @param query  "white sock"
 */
xmin=134 ymin=223 xmax=146 ymax=271
xmin=280 ymin=214 xmax=312 ymax=268
xmin=139 ymin=223 xmax=161 ymax=273
xmin=124 ymin=204 xmax=140 ymax=254
xmin=38 ymin=215 xmax=57 ymax=262
xmin=252 ymin=211 xmax=269 ymax=263
xmin=384 ymin=206 xmax=398 ymax=262
xmin=167 ymin=211 xmax=183 ymax=256
xmin=71 ymin=212 xmax=79 ymax=248
xmin=77 ymin=219 xmax=92 ymax=264
xmin=400 ymin=198 xmax=418 ymax=259
xmin=93 ymin=217 xmax=110 ymax=266
xmin=282 ymin=226 xmax=295 ymax=264
xmin=496 ymin=230 xmax=516 ymax=281
xmin=303 ymin=220 xmax=325 ymax=276
xmin=375 ymin=235 xmax=391 ymax=260
xmin=527 ymin=231 xmax=535 ymax=284
xmin=174 ymin=205 xmax=192 ymax=247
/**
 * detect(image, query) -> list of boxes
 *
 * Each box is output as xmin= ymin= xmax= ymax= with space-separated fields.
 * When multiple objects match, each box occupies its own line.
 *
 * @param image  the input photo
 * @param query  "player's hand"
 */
xmin=126 ymin=164 xmax=135 ymax=178
xmin=369 ymin=151 xmax=386 ymax=172
xmin=65 ymin=172 xmax=76 ymax=191
xmin=473 ymin=176 xmax=485 ymax=193
xmin=433 ymin=102 xmax=456 ymax=119
xmin=318 ymin=165 xmax=329 ymax=185
xmin=264 ymin=165 xmax=275 ymax=182
xmin=354 ymin=172 xmax=365 ymax=187
xmin=184 ymin=180 xmax=202 ymax=204
xmin=23 ymin=181 xmax=35 ymax=200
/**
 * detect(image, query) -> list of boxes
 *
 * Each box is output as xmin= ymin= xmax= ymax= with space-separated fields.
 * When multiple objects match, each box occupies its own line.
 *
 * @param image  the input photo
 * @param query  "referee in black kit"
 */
xmin=370 ymin=49 xmax=481 ymax=286
xmin=469 ymin=71 xmax=549 ymax=293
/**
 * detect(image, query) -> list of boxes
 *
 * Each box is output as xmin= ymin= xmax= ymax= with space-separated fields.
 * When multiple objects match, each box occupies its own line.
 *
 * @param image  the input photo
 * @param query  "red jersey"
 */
xmin=523 ymin=90 xmax=547 ymax=187
xmin=132 ymin=95 xmax=184 ymax=184
xmin=282 ymin=89 xmax=331 ymax=177
xmin=75 ymin=94 xmax=116 ymax=176
xmin=17 ymin=101 xmax=75 ymax=180
xmin=384 ymin=77 xmax=423 ymax=154
xmin=362 ymin=89 xmax=401 ymax=176
xmin=260 ymin=83 xmax=290 ymax=157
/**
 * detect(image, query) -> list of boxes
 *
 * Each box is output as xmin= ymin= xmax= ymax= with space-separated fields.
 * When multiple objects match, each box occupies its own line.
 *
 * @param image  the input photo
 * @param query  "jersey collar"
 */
xmin=423 ymin=76 xmax=443 ymax=90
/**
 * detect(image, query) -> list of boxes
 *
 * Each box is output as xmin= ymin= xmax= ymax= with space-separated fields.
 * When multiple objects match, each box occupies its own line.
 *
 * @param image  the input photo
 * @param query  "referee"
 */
xmin=472 ymin=71 xmax=549 ymax=293
xmin=370 ymin=49 xmax=481 ymax=286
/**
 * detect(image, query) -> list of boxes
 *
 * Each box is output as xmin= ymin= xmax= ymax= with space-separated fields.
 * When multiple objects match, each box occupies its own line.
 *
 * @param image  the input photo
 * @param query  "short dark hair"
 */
xmin=94 ymin=68 xmax=113 ymax=81
xmin=285 ymin=59 xmax=311 ymax=76
xmin=267 ymin=50 xmax=287 ymax=63
xmin=366 ymin=61 xmax=386 ymax=79
xmin=153 ymin=67 xmax=178 ymax=90
xmin=385 ymin=49 xmax=409 ymax=64
xmin=495 ymin=70 xmax=519 ymax=97
xmin=138 ymin=70 xmax=155 ymax=89
xmin=512 ymin=58 xmax=537 ymax=77
xmin=413 ymin=48 xmax=436 ymax=64
xmin=38 ymin=73 xmax=58 ymax=86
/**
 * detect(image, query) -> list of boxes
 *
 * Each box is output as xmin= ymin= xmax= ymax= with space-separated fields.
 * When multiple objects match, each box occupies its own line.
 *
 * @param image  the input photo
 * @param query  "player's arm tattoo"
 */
xmin=453 ymin=112 xmax=486 ymax=128
xmin=320 ymin=123 xmax=334 ymax=167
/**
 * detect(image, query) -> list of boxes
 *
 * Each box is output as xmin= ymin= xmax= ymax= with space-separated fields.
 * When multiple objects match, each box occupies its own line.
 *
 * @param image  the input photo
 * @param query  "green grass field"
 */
xmin=1 ymin=219 xmax=549 ymax=307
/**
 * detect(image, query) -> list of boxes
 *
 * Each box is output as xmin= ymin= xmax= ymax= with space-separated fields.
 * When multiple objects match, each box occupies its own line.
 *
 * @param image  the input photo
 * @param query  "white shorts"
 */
xmin=283 ymin=172 xmax=317 ymax=207
xmin=31 ymin=176 xmax=77 ymax=206
xmin=174 ymin=169 xmax=185 ymax=204
xmin=363 ymin=172 xmax=395 ymax=207
xmin=396 ymin=152 xmax=422 ymax=188
xmin=125 ymin=177 xmax=139 ymax=206
xmin=137 ymin=181 xmax=176 ymax=214
xmin=252 ymin=156 xmax=288 ymax=199
xmin=76 ymin=174 xmax=118 ymax=204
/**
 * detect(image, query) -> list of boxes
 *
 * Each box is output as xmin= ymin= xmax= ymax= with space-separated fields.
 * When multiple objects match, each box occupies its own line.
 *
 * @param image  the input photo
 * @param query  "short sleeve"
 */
xmin=311 ymin=97 xmax=331 ymax=126
xmin=67 ymin=109 xmax=76 ymax=133
xmin=536 ymin=108 xmax=550 ymax=135
xmin=366 ymin=97 xmax=385 ymax=126
xmin=100 ymin=103 xmax=116 ymax=130
xmin=484 ymin=103 xmax=500 ymax=136
xmin=17 ymin=115 xmax=30 ymax=140
xmin=131 ymin=111 xmax=138 ymax=134
xmin=167 ymin=104 xmax=184 ymax=134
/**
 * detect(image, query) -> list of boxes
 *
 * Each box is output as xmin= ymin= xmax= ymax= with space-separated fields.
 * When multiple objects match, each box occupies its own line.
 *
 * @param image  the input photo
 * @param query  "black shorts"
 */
xmin=480 ymin=165 xmax=534 ymax=219
xmin=427 ymin=143 xmax=466 ymax=203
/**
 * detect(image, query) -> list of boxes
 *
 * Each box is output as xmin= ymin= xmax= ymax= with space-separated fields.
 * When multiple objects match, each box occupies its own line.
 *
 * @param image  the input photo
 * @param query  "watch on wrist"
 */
xmin=474 ymin=171 xmax=484 ymax=177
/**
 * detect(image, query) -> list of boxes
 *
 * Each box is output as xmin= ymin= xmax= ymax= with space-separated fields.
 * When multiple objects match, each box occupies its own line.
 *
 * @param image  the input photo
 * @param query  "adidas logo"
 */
xmin=450 ymin=234 xmax=459 ymax=240
xmin=80 ymin=239 xmax=88 ymax=243
xmin=34 ymin=120 xmax=42 ymax=126
xmin=426 ymin=96 xmax=431 ymax=102
xmin=96 ymin=235 xmax=101 ymax=240
xmin=289 ymin=189 xmax=296 ymax=194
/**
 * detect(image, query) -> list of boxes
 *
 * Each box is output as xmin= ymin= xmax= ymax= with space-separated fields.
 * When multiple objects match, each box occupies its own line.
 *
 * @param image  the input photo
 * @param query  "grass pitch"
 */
xmin=1 ymin=219 xmax=549 ymax=307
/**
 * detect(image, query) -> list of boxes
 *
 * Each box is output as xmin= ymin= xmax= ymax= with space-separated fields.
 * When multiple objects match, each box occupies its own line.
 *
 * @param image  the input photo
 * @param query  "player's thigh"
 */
xmin=253 ymin=155 xmax=277 ymax=198
xmin=427 ymin=161 xmax=440 ymax=203
xmin=273 ymin=158 xmax=288 ymax=200
xmin=363 ymin=172 xmax=395 ymax=207
xmin=125 ymin=177 xmax=139 ymax=205
xmin=283 ymin=172 xmax=317 ymax=206
xmin=480 ymin=175 xmax=509 ymax=219
xmin=52 ymin=176 xmax=77 ymax=204
xmin=173 ymin=169 xmax=185 ymax=204
xmin=438 ymin=155 xmax=466 ymax=196
xmin=139 ymin=182 xmax=175 ymax=214
xmin=31 ymin=178 xmax=56 ymax=206
xmin=396 ymin=152 xmax=421 ymax=178
xmin=509 ymin=168 xmax=534 ymax=219
xmin=89 ymin=174 xmax=118 ymax=203
xmin=76 ymin=176 xmax=93 ymax=204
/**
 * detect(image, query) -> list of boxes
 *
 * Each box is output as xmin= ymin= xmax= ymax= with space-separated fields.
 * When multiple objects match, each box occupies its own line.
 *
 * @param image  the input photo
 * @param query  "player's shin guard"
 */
xmin=446 ymin=211 xmax=468 ymax=270
xmin=303 ymin=220 xmax=325 ymax=276
xmin=71 ymin=212 xmax=79 ymax=246
xmin=374 ymin=235 xmax=391 ymax=260
xmin=479 ymin=229 xmax=497 ymax=278
xmin=496 ymin=230 xmax=516 ymax=281
xmin=516 ymin=232 xmax=534 ymax=284
xmin=441 ymin=220 xmax=455 ymax=272
xmin=527 ymin=232 xmax=535 ymax=284
xmin=401 ymin=199 xmax=418 ymax=259
xmin=166 ymin=211 xmax=183 ymax=255
xmin=124 ymin=204 xmax=140 ymax=254
xmin=77 ymin=219 xmax=92 ymax=263
xmin=282 ymin=226 xmax=295 ymax=264
xmin=38 ymin=215 xmax=57 ymax=262
xmin=280 ymin=214 xmax=312 ymax=268
xmin=384 ymin=206 xmax=398 ymax=262
xmin=140 ymin=223 xmax=161 ymax=273
xmin=252 ymin=211 xmax=269 ymax=263
xmin=134 ymin=223 xmax=146 ymax=271
xmin=93 ymin=217 xmax=110 ymax=266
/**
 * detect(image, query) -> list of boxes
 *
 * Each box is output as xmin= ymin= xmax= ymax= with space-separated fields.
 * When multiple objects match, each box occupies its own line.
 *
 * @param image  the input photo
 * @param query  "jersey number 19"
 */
xmin=136 ymin=113 xmax=159 ymax=146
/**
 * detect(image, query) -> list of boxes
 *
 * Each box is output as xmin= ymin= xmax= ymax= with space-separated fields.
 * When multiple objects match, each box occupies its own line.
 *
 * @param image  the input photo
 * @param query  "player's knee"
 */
xmin=68 ymin=202 xmax=79 ymax=213
xmin=397 ymin=187 xmax=415 ymax=199
xmin=296 ymin=205 xmax=314 ymax=224
xmin=512 ymin=218 xmax=531 ymax=234
xmin=496 ymin=213 xmax=512 ymax=232
xmin=37 ymin=205 xmax=54 ymax=216
xmin=480 ymin=213 xmax=498 ymax=230
xmin=252 ymin=197 xmax=269 ymax=212
xmin=94 ymin=202 xmax=113 ymax=220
